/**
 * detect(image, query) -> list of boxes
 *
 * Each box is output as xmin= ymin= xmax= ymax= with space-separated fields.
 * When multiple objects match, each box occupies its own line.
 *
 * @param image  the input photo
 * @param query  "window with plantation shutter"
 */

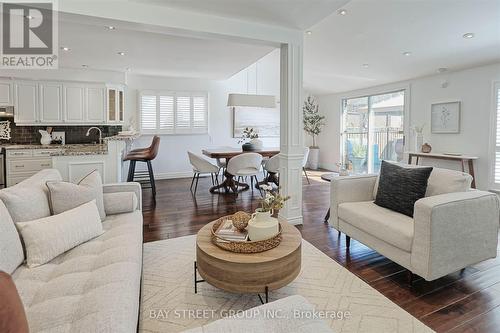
xmin=493 ymin=83 xmax=500 ymax=188
xmin=140 ymin=95 xmax=157 ymax=131
xmin=139 ymin=91 xmax=208 ymax=134
xmin=175 ymin=96 xmax=191 ymax=132
xmin=159 ymin=95 xmax=174 ymax=133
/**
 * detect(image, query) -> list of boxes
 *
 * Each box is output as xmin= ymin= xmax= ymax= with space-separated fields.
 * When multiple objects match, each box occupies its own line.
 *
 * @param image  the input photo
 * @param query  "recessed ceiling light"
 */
xmin=25 ymin=15 xmax=34 ymax=20
xmin=61 ymin=47 xmax=70 ymax=51
xmin=463 ymin=32 xmax=474 ymax=39
xmin=105 ymin=26 xmax=116 ymax=30
xmin=403 ymin=51 xmax=412 ymax=56
xmin=338 ymin=9 xmax=347 ymax=15
xmin=117 ymin=51 xmax=126 ymax=56
xmin=362 ymin=63 xmax=369 ymax=68
xmin=81 ymin=64 xmax=88 ymax=68
xmin=305 ymin=30 xmax=312 ymax=35
xmin=437 ymin=67 xmax=448 ymax=73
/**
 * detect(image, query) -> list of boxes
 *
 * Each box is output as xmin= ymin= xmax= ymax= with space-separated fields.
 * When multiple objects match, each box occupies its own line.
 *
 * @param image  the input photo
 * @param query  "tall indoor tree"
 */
xmin=303 ymin=96 xmax=325 ymax=169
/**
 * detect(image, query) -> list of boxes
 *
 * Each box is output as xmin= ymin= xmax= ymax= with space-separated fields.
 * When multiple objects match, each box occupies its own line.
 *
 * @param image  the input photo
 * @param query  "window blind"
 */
xmin=140 ymin=91 xmax=208 ymax=134
xmin=140 ymin=95 xmax=157 ymax=131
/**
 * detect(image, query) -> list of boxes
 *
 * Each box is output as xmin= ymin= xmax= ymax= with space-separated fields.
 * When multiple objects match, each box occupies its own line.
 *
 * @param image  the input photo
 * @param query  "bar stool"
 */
xmin=124 ymin=136 xmax=160 ymax=202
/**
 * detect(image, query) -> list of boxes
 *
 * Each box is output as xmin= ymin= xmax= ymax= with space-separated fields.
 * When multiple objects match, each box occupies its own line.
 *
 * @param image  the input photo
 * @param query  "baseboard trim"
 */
xmin=154 ymin=171 xmax=193 ymax=180
xmin=280 ymin=215 xmax=303 ymax=225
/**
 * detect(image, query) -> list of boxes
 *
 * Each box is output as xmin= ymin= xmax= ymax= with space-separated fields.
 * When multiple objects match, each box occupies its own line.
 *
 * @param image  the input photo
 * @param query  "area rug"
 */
xmin=139 ymin=235 xmax=434 ymax=333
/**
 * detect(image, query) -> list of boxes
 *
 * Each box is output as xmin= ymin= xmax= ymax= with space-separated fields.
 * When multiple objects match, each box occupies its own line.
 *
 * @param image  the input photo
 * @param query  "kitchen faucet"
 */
xmin=86 ymin=127 xmax=103 ymax=144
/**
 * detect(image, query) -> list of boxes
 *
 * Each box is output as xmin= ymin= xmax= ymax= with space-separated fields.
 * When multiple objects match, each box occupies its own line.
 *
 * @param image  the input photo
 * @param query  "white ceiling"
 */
xmin=58 ymin=19 xmax=276 ymax=79
xmin=130 ymin=0 xmax=348 ymax=29
xmin=304 ymin=0 xmax=500 ymax=94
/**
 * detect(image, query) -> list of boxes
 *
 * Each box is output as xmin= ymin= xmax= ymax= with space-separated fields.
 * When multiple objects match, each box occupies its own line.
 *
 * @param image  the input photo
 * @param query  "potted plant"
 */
xmin=303 ymin=96 xmax=325 ymax=170
xmin=238 ymin=127 xmax=262 ymax=151
xmin=351 ymin=143 xmax=367 ymax=172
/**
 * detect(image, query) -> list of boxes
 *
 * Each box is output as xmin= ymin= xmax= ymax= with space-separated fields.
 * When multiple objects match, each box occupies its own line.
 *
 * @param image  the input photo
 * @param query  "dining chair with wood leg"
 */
xmin=302 ymin=147 xmax=311 ymax=184
xmin=226 ymin=153 xmax=263 ymax=196
xmin=187 ymin=152 xmax=220 ymax=194
xmin=262 ymin=153 xmax=280 ymax=187
xmin=124 ymin=135 xmax=160 ymax=204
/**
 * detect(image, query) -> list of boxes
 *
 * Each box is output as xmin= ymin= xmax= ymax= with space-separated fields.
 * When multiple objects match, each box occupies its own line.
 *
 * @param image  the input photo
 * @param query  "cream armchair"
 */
xmin=330 ymin=167 xmax=500 ymax=281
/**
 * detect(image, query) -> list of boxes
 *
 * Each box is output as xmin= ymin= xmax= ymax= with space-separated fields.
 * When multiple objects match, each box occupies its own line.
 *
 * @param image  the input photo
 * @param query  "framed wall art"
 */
xmin=431 ymin=101 xmax=461 ymax=134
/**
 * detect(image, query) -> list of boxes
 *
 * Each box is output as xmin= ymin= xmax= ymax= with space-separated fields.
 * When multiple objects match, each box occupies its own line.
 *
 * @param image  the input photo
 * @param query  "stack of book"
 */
xmin=216 ymin=219 xmax=248 ymax=242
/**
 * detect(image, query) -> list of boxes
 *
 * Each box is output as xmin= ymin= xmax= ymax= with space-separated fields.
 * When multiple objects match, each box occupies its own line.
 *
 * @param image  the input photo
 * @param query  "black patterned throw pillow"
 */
xmin=374 ymin=161 xmax=433 ymax=217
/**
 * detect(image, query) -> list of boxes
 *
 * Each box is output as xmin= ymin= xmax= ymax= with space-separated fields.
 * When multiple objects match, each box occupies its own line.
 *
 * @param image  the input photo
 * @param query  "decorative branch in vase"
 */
xmin=411 ymin=124 xmax=425 ymax=152
xmin=238 ymin=127 xmax=262 ymax=151
xmin=303 ymin=96 xmax=325 ymax=170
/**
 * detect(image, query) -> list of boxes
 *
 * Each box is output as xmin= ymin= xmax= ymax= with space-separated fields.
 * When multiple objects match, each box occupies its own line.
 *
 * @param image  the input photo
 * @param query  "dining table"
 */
xmin=202 ymin=147 xmax=280 ymax=194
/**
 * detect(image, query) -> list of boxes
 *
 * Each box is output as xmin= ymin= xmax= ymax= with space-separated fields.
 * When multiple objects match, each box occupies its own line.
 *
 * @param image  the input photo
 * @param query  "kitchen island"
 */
xmin=2 ymin=138 xmax=132 ymax=186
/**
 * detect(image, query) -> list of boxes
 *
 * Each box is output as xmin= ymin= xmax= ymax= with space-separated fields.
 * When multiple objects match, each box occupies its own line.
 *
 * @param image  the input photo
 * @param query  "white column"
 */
xmin=278 ymin=42 xmax=304 ymax=225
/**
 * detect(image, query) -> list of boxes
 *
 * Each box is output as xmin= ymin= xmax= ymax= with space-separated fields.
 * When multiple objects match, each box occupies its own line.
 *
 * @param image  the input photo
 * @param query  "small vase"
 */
xmin=39 ymin=130 xmax=52 ymax=145
xmin=250 ymin=138 xmax=263 ymax=150
xmin=247 ymin=209 xmax=279 ymax=241
xmin=242 ymin=142 xmax=255 ymax=151
xmin=415 ymin=133 xmax=423 ymax=153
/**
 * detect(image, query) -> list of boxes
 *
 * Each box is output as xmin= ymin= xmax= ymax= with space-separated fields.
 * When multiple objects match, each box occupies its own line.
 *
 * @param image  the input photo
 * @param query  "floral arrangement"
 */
xmin=259 ymin=185 xmax=290 ymax=212
xmin=411 ymin=124 xmax=425 ymax=134
xmin=238 ymin=127 xmax=259 ymax=144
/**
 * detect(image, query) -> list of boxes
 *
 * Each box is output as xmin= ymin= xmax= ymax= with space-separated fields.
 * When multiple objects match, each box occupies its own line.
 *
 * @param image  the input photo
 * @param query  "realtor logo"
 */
xmin=1 ymin=0 xmax=58 ymax=68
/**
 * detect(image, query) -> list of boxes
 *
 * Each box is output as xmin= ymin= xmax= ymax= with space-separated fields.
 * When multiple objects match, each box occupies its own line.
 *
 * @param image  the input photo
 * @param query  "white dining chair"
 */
xmin=263 ymin=154 xmax=280 ymax=186
xmin=302 ymin=147 xmax=311 ymax=184
xmin=187 ymin=151 xmax=220 ymax=194
xmin=226 ymin=153 xmax=263 ymax=193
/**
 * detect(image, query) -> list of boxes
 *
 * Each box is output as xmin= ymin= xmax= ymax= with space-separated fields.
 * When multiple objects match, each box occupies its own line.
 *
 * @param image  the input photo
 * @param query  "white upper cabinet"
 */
xmin=86 ymin=85 xmax=106 ymax=123
xmin=107 ymin=85 xmax=125 ymax=124
xmin=0 ymin=79 xmax=13 ymax=106
xmin=63 ymin=83 xmax=85 ymax=123
xmin=39 ymin=82 xmax=63 ymax=123
xmin=14 ymin=81 xmax=38 ymax=124
xmin=11 ymin=79 xmax=123 ymax=126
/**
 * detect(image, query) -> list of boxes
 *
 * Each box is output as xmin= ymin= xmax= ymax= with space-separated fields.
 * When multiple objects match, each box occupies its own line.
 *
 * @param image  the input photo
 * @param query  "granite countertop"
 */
xmin=103 ymin=133 xmax=141 ymax=141
xmin=0 ymin=143 xmax=108 ymax=156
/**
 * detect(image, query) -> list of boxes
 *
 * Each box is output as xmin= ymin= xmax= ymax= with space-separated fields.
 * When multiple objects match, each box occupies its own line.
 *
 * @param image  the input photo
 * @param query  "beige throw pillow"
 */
xmin=0 ymin=200 xmax=24 ymax=274
xmin=0 ymin=169 xmax=62 ymax=222
xmin=47 ymin=170 xmax=106 ymax=221
xmin=15 ymin=200 xmax=103 ymax=268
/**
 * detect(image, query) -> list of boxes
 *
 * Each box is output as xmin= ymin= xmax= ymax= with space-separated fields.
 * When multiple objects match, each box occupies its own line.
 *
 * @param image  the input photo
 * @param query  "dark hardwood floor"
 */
xmin=141 ymin=171 xmax=500 ymax=333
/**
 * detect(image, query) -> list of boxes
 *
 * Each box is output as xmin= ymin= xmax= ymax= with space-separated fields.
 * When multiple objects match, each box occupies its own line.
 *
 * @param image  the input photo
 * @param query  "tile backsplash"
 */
xmin=0 ymin=119 xmax=122 ymax=144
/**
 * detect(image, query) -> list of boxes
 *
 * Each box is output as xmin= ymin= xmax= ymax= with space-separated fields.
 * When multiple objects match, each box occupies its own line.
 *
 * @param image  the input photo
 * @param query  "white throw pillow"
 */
xmin=15 ymin=200 xmax=103 ymax=268
xmin=0 ymin=169 xmax=62 ymax=222
xmin=103 ymin=192 xmax=138 ymax=215
xmin=0 ymin=200 xmax=24 ymax=274
xmin=46 ymin=170 xmax=106 ymax=221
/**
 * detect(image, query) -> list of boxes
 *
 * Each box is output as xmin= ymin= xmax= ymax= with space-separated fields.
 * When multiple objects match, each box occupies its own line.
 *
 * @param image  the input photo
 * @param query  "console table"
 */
xmin=407 ymin=152 xmax=478 ymax=188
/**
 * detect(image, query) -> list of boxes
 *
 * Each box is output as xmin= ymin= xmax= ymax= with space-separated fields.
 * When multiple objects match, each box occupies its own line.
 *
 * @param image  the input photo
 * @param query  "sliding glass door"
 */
xmin=342 ymin=90 xmax=405 ymax=174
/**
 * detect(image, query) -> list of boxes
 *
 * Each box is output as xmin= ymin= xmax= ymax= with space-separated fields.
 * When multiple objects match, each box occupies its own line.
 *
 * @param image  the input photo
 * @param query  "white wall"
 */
xmin=127 ymin=49 xmax=281 ymax=178
xmin=316 ymin=62 xmax=500 ymax=190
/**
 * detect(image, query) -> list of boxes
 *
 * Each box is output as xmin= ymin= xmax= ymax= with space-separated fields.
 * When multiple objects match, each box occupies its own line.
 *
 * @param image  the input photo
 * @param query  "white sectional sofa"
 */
xmin=0 ymin=169 xmax=143 ymax=333
xmin=330 ymin=167 xmax=500 ymax=281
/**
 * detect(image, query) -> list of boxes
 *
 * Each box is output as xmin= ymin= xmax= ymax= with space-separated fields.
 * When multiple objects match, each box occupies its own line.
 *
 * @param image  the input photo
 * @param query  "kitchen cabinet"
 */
xmin=39 ymin=82 xmax=63 ymax=123
xmin=12 ymin=79 xmax=123 ymax=126
xmin=63 ymin=83 xmax=85 ymax=123
xmin=86 ymin=85 xmax=106 ymax=123
xmin=14 ymin=81 xmax=38 ymax=124
xmin=5 ymin=149 xmax=55 ymax=187
xmin=107 ymin=85 xmax=124 ymax=124
xmin=0 ymin=79 xmax=13 ymax=106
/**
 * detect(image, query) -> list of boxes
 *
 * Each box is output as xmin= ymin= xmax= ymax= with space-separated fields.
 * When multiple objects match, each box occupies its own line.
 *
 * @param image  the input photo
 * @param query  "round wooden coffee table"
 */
xmin=195 ymin=220 xmax=302 ymax=303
